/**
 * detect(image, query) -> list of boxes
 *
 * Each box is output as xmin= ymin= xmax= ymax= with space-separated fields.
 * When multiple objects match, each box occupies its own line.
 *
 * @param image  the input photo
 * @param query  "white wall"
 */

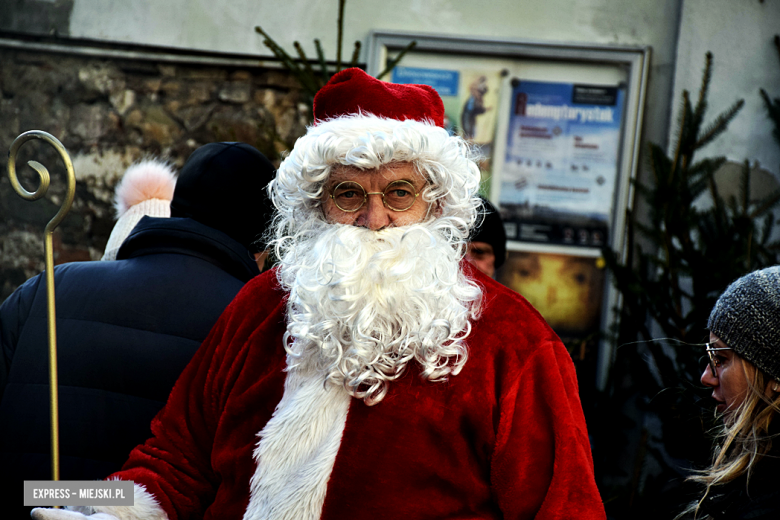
xmin=51 ymin=0 xmax=779 ymax=174
xmin=66 ymin=0 xmax=679 ymax=62
xmin=671 ymin=0 xmax=780 ymax=174
xmin=62 ymin=0 xmax=683 ymax=155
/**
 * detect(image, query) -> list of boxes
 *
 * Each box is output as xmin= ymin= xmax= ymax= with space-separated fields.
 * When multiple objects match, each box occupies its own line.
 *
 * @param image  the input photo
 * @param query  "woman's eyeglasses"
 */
xmin=705 ymin=343 xmax=733 ymax=378
xmin=329 ymin=180 xmax=421 ymax=212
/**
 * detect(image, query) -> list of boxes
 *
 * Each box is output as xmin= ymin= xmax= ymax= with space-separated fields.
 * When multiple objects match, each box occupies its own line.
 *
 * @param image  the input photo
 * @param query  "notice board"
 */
xmin=367 ymin=31 xmax=650 ymax=391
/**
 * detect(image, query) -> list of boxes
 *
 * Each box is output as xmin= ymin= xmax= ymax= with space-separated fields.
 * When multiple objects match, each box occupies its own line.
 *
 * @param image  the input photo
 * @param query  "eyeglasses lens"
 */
xmin=706 ymin=349 xmax=718 ymax=378
xmin=383 ymin=181 xmax=417 ymax=211
xmin=332 ymin=182 xmax=366 ymax=211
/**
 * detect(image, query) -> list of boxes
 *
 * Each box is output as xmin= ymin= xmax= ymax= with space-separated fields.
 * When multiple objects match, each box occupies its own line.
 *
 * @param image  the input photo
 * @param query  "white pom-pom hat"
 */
xmin=101 ymin=160 xmax=177 ymax=261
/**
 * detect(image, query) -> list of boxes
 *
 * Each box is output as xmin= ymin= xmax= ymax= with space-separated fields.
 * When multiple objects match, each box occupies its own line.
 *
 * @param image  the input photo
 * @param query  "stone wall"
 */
xmin=0 ymin=40 xmax=308 ymax=302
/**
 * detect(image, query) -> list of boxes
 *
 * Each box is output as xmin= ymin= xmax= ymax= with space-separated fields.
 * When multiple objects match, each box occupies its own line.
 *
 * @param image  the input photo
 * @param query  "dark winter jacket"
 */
xmin=0 ymin=216 xmax=260 ymax=512
xmin=697 ymin=447 xmax=780 ymax=520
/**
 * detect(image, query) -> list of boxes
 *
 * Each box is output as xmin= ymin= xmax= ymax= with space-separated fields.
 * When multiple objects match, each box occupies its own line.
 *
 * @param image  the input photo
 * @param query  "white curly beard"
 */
xmin=276 ymin=218 xmax=483 ymax=406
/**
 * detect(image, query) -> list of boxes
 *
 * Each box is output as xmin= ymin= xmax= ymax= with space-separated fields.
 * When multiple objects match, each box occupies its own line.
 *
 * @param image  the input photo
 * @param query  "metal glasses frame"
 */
xmin=329 ymin=179 xmax=421 ymax=213
xmin=705 ymin=345 xmax=733 ymax=378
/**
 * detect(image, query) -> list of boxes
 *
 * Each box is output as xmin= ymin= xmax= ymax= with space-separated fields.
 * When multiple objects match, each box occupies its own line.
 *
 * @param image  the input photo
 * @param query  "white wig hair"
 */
xmin=268 ymin=113 xmax=484 ymax=254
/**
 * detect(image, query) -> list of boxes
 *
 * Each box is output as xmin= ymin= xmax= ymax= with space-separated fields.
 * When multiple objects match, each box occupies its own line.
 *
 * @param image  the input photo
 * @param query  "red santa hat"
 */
xmin=312 ymin=68 xmax=445 ymax=127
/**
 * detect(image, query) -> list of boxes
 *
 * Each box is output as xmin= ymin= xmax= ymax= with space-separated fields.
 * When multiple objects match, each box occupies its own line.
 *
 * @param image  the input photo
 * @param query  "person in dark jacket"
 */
xmin=678 ymin=266 xmax=780 ymax=520
xmin=0 ymin=142 xmax=275 ymax=518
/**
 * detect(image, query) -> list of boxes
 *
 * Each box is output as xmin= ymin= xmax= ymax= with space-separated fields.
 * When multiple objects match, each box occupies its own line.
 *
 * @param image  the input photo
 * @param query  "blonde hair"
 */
xmin=681 ymin=357 xmax=780 ymax=519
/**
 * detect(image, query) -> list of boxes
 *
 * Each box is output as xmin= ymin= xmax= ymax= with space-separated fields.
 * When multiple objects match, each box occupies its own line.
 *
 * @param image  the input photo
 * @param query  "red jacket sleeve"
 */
xmin=106 ymin=272 xmax=285 ymax=520
xmin=491 ymin=338 xmax=605 ymax=520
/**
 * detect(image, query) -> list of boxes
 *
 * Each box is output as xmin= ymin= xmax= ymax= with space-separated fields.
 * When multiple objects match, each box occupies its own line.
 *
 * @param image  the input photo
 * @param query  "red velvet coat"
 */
xmin=110 ymin=265 xmax=605 ymax=520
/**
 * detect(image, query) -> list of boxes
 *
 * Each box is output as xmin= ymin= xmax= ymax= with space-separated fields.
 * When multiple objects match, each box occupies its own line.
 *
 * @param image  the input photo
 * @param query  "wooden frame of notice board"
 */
xmin=367 ymin=31 xmax=650 ymax=391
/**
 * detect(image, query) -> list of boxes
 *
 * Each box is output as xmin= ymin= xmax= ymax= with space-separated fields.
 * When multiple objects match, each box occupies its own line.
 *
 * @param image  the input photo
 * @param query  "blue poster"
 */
xmin=498 ymin=80 xmax=625 ymax=247
xmin=391 ymin=66 xmax=460 ymax=97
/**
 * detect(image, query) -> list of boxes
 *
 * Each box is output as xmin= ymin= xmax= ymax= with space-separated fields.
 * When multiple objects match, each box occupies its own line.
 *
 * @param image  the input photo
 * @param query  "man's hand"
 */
xmin=30 ymin=509 xmax=118 ymax=520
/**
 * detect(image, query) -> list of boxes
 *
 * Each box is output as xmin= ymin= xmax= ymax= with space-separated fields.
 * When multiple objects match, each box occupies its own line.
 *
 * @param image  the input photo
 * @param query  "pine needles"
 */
xmin=254 ymin=0 xmax=415 ymax=105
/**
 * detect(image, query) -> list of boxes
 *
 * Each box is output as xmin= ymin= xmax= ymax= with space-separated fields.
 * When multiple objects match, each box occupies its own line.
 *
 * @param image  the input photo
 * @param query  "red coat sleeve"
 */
xmin=106 ymin=271 xmax=286 ymax=520
xmin=491 ymin=338 xmax=605 ymax=520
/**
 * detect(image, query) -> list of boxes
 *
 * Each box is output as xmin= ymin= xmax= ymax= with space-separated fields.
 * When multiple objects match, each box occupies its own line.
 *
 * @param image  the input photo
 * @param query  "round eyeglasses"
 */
xmin=329 ymin=180 xmax=421 ymax=212
xmin=705 ymin=343 xmax=733 ymax=378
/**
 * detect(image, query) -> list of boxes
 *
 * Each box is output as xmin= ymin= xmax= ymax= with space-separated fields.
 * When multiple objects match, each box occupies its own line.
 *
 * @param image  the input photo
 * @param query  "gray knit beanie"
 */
xmin=708 ymin=266 xmax=780 ymax=381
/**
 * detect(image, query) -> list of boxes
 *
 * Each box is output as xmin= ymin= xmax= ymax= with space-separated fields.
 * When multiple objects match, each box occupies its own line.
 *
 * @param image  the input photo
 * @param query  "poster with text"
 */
xmin=498 ymin=80 xmax=625 ymax=247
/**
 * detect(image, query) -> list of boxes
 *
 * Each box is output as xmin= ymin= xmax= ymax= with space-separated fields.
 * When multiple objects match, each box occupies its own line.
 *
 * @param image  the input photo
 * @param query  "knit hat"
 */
xmin=471 ymin=197 xmax=507 ymax=270
xmin=102 ymin=159 xmax=176 ymax=261
xmin=313 ymin=68 xmax=445 ymax=127
xmin=708 ymin=266 xmax=780 ymax=381
xmin=170 ymin=142 xmax=276 ymax=253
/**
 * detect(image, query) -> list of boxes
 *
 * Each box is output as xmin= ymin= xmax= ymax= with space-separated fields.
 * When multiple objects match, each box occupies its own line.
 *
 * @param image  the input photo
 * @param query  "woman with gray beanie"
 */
xmin=681 ymin=266 xmax=780 ymax=519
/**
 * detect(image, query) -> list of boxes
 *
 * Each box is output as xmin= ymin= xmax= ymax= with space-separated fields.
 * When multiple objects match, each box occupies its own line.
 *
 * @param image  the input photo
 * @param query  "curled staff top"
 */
xmin=7 ymin=130 xmax=77 ymax=483
xmin=7 ymin=130 xmax=76 ymax=235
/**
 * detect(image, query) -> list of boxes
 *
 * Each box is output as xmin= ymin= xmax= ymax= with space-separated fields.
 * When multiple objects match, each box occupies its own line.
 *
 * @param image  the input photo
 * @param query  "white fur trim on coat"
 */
xmin=68 ymin=483 xmax=167 ymax=520
xmin=243 ymin=361 xmax=352 ymax=520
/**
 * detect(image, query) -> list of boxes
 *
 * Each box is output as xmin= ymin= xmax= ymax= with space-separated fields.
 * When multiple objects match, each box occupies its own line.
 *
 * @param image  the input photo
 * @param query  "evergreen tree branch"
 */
xmin=687 ymin=157 xmax=726 ymax=200
xmin=692 ymin=52 xmax=712 ymax=134
xmin=681 ymin=91 xmax=698 ymax=162
xmin=293 ymin=41 xmax=323 ymax=95
xmin=633 ymin=220 xmax=665 ymax=244
xmin=255 ymin=26 xmax=300 ymax=70
xmin=257 ymin=0 xmax=413 ymax=115
xmin=336 ymin=0 xmax=346 ymax=72
xmin=671 ymin=92 xmax=689 ymax=181
xmin=686 ymin=157 xmax=720 ymax=183
xmin=748 ymin=187 xmax=780 ymax=219
xmin=774 ymin=34 xmax=780 ymax=66
xmin=255 ymin=26 xmax=311 ymax=91
xmin=376 ymin=41 xmax=418 ymax=80
xmin=739 ymin=160 xmax=750 ymax=214
xmin=708 ymin=172 xmax=728 ymax=232
xmin=314 ymin=39 xmax=329 ymax=84
xmin=350 ymin=41 xmax=362 ymax=67
xmin=759 ymin=88 xmax=780 ymax=148
xmin=759 ymin=213 xmax=775 ymax=246
xmin=646 ymin=143 xmax=664 ymax=185
xmin=599 ymin=51 xmax=780 ymax=486
xmin=694 ymin=99 xmax=745 ymax=149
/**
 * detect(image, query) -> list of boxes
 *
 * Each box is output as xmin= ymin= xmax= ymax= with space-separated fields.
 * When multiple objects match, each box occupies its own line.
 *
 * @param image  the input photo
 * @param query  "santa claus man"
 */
xmin=34 ymin=68 xmax=605 ymax=520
